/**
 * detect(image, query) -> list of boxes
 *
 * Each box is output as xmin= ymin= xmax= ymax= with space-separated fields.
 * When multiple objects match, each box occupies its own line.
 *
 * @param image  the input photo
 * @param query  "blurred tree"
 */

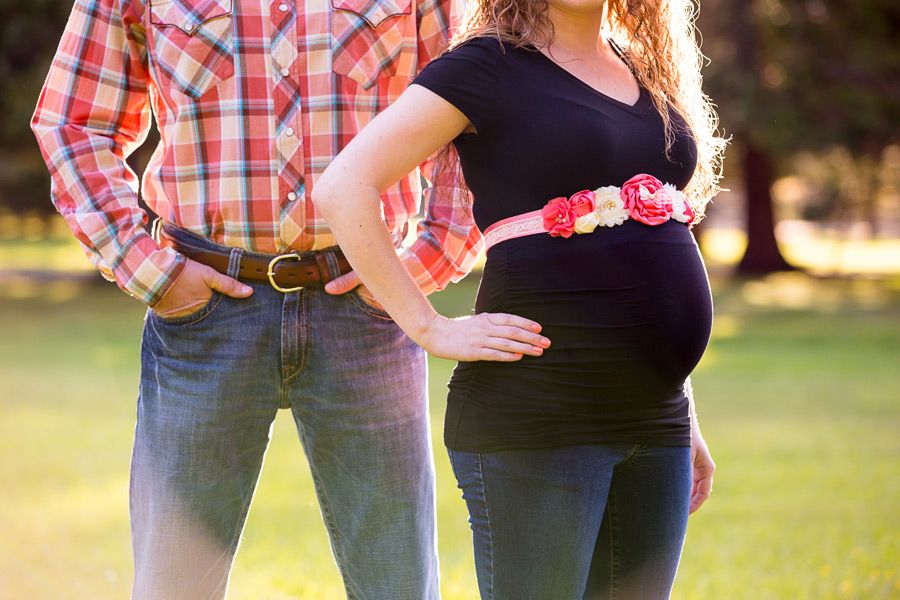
xmin=0 ymin=0 xmax=73 ymax=219
xmin=0 ymin=0 xmax=159 ymax=226
xmin=697 ymin=0 xmax=900 ymax=273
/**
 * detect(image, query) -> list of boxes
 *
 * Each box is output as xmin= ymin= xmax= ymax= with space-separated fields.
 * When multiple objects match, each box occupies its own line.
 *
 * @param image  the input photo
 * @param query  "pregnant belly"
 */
xmin=475 ymin=220 xmax=713 ymax=402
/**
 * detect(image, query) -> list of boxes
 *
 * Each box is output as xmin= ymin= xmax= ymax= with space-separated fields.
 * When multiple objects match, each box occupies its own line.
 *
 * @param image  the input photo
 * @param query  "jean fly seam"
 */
xmin=283 ymin=290 xmax=311 ymax=383
xmin=280 ymin=291 xmax=298 ymax=408
xmin=614 ymin=443 xmax=641 ymax=471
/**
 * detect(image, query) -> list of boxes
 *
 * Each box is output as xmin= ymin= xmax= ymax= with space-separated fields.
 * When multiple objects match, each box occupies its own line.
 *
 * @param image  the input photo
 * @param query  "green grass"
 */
xmin=1 ymin=272 xmax=899 ymax=599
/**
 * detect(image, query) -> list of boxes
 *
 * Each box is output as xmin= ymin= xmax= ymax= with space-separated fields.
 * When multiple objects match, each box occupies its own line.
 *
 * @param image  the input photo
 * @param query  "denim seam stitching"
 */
xmin=298 ymin=290 xmax=311 ymax=373
xmin=305 ymin=455 xmax=357 ymax=599
xmin=284 ymin=291 xmax=311 ymax=382
xmin=613 ymin=443 xmax=641 ymax=471
xmin=216 ymin=466 xmax=266 ymax=599
xmin=152 ymin=292 xmax=224 ymax=326
xmin=476 ymin=453 xmax=495 ymax=600
xmin=608 ymin=444 xmax=640 ymax=600
xmin=279 ymin=291 xmax=298 ymax=408
xmin=347 ymin=292 xmax=393 ymax=320
xmin=607 ymin=484 xmax=621 ymax=600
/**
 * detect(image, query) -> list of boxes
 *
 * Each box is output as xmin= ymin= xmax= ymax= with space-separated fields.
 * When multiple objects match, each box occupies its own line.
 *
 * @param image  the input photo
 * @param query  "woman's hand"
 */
xmin=421 ymin=313 xmax=550 ymax=362
xmin=325 ymin=271 xmax=551 ymax=361
xmin=689 ymin=430 xmax=715 ymax=514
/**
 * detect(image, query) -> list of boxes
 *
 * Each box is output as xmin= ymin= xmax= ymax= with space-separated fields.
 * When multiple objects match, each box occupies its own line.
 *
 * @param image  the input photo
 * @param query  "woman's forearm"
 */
xmin=311 ymin=85 xmax=549 ymax=362
xmin=313 ymin=181 xmax=441 ymax=347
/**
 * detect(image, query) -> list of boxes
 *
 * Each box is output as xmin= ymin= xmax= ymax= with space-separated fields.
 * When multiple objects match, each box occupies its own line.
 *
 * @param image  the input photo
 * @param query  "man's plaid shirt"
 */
xmin=32 ymin=0 xmax=482 ymax=305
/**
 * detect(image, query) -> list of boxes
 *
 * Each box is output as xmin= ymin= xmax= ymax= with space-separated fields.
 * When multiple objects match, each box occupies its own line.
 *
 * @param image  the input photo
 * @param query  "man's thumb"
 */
xmin=324 ymin=271 xmax=360 ymax=295
xmin=205 ymin=268 xmax=253 ymax=298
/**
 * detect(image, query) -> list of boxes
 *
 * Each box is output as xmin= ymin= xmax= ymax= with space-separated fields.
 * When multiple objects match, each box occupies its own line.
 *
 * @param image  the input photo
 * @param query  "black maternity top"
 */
xmin=413 ymin=37 xmax=713 ymax=452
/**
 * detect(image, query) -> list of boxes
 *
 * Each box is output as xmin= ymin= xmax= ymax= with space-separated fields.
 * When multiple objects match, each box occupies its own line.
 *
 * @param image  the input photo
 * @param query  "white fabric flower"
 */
xmin=574 ymin=211 xmax=601 ymax=234
xmin=664 ymin=184 xmax=694 ymax=224
xmin=593 ymin=186 xmax=630 ymax=227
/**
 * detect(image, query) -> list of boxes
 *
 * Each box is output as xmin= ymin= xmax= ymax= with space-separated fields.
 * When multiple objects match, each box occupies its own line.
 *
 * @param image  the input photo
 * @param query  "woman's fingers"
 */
xmin=688 ymin=439 xmax=716 ymax=514
xmin=424 ymin=312 xmax=550 ymax=362
xmin=486 ymin=314 xmax=550 ymax=346
xmin=463 ymin=313 xmax=550 ymax=360
xmin=690 ymin=475 xmax=713 ymax=514
xmin=486 ymin=312 xmax=543 ymax=334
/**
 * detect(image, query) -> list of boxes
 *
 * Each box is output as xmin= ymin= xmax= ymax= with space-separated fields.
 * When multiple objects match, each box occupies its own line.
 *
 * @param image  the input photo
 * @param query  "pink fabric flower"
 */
xmin=620 ymin=174 xmax=672 ymax=226
xmin=568 ymin=190 xmax=595 ymax=217
xmin=677 ymin=201 xmax=695 ymax=224
xmin=541 ymin=197 xmax=578 ymax=238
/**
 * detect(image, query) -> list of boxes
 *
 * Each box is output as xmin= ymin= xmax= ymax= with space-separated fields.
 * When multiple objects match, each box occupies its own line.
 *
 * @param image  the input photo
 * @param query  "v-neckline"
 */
xmin=534 ymin=41 xmax=650 ymax=116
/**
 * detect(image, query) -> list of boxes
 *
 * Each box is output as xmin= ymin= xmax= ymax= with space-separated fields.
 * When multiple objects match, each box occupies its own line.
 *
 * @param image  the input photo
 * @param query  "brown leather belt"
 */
xmin=157 ymin=227 xmax=352 ymax=292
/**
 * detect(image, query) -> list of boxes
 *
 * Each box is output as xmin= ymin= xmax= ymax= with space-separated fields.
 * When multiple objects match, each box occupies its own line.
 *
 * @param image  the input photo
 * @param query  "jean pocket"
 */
xmin=331 ymin=0 xmax=417 ymax=89
xmin=149 ymin=0 xmax=235 ymax=99
xmin=348 ymin=288 xmax=394 ymax=320
xmin=150 ymin=291 xmax=224 ymax=326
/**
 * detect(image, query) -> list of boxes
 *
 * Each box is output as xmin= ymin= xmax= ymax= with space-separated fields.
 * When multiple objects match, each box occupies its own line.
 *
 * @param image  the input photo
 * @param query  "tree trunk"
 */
xmin=737 ymin=143 xmax=796 ymax=274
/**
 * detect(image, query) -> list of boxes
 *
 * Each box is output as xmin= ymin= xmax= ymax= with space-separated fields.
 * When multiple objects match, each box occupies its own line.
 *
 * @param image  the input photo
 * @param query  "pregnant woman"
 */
xmin=313 ymin=0 xmax=726 ymax=597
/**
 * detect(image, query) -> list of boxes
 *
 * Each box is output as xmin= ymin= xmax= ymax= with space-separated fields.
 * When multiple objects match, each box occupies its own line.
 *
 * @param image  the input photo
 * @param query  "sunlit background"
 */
xmin=1 ymin=1 xmax=899 ymax=599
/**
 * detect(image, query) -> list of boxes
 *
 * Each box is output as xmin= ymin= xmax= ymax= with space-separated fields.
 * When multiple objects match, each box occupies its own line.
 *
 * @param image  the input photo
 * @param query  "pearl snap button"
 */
xmin=287 ymin=192 xmax=297 ymax=201
xmin=280 ymin=67 xmax=290 ymax=77
xmin=279 ymin=3 xmax=289 ymax=11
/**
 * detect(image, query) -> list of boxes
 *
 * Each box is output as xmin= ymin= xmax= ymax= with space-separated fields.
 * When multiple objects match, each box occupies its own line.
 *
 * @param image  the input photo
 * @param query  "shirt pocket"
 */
xmin=149 ymin=0 xmax=235 ymax=100
xmin=331 ymin=0 xmax=417 ymax=89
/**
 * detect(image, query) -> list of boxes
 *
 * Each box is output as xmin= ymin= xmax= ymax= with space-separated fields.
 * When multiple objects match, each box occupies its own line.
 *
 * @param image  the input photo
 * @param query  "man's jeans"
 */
xmin=448 ymin=444 xmax=691 ymax=600
xmin=131 ymin=227 xmax=438 ymax=600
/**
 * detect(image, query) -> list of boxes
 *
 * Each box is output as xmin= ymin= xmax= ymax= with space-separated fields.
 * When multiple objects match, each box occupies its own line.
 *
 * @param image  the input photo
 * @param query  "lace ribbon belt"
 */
xmin=482 ymin=174 xmax=696 ymax=251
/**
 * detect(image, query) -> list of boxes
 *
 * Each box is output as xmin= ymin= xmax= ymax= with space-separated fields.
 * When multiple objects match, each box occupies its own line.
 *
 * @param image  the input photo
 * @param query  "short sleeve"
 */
xmin=411 ymin=37 xmax=502 ymax=135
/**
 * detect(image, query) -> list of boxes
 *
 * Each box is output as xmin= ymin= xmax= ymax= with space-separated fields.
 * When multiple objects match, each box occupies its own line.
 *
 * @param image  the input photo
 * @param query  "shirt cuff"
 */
xmin=398 ymin=241 xmax=478 ymax=297
xmin=112 ymin=232 xmax=188 ymax=307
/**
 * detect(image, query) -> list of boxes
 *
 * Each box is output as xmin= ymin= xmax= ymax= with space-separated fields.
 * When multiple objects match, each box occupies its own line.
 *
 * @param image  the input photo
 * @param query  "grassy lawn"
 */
xmin=1 ymin=259 xmax=899 ymax=598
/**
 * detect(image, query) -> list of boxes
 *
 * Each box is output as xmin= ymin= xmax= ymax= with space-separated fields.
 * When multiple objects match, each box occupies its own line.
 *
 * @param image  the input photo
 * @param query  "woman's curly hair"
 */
xmin=448 ymin=0 xmax=727 ymax=218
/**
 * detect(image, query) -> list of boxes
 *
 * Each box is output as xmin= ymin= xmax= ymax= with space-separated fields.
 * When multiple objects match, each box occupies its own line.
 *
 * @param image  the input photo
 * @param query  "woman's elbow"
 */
xmin=310 ymin=173 xmax=339 ymax=216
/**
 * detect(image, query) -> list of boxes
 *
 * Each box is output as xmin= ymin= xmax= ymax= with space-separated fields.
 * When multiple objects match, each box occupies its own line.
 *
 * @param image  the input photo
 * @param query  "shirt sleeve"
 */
xmin=399 ymin=143 xmax=483 ymax=296
xmin=411 ymin=36 xmax=501 ymax=136
xmin=398 ymin=0 xmax=487 ymax=295
xmin=31 ymin=0 xmax=186 ymax=307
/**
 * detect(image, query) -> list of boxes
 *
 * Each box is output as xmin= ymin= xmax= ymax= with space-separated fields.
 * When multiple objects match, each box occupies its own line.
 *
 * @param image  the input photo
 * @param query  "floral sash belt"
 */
xmin=482 ymin=174 xmax=696 ymax=251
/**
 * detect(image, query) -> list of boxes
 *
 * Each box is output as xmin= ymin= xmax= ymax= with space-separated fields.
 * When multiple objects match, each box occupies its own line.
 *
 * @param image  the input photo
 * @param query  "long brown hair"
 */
xmin=444 ymin=0 xmax=726 ymax=217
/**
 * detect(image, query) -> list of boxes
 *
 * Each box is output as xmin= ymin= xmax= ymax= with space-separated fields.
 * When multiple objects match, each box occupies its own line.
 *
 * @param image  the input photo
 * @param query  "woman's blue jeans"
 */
xmin=130 ymin=226 xmax=438 ymax=599
xmin=448 ymin=444 xmax=692 ymax=600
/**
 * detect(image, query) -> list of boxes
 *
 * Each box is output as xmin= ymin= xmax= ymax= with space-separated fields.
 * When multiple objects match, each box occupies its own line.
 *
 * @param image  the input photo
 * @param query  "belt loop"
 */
xmin=324 ymin=250 xmax=343 ymax=283
xmin=315 ymin=252 xmax=333 ymax=286
xmin=226 ymin=247 xmax=243 ymax=279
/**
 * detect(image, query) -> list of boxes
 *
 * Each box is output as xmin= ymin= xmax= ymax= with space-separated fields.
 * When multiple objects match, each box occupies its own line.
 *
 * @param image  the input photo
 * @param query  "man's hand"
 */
xmin=153 ymin=259 xmax=253 ymax=319
xmin=325 ymin=270 xmax=383 ymax=310
xmin=324 ymin=271 xmax=361 ymax=296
